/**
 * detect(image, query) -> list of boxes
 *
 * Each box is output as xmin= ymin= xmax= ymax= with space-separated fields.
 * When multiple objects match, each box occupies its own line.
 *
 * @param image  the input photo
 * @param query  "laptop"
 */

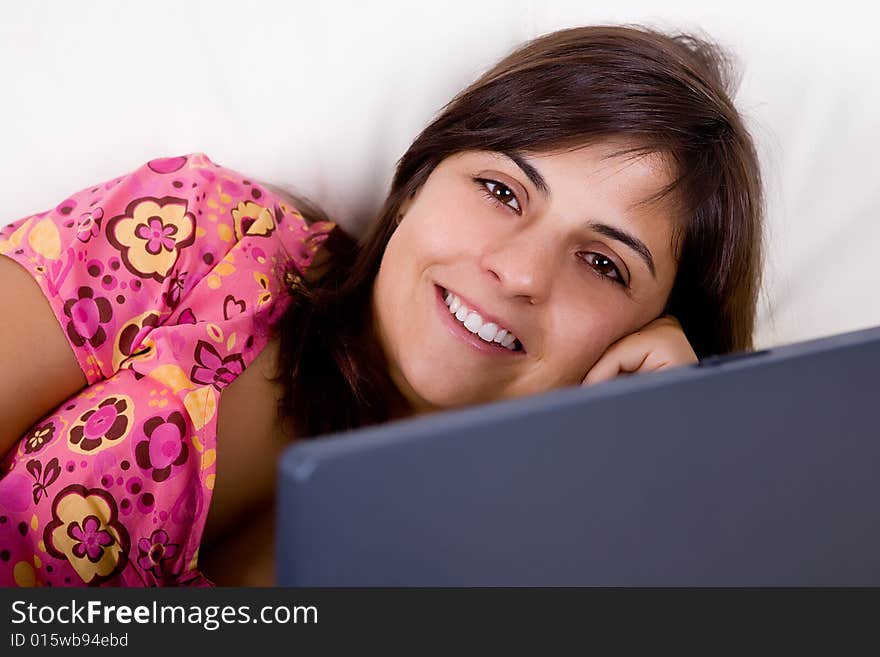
xmin=276 ymin=324 xmax=880 ymax=586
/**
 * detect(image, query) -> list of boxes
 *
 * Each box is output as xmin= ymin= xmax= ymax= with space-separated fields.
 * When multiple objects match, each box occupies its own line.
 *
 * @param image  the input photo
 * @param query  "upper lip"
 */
xmin=440 ymin=285 xmax=527 ymax=352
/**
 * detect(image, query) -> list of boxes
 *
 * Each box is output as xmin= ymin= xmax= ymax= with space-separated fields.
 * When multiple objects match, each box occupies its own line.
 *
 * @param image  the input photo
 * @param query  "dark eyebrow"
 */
xmin=499 ymin=150 xmax=656 ymax=280
xmin=587 ymin=221 xmax=656 ymax=279
xmin=500 ymin=150 xmax=550 ymax=198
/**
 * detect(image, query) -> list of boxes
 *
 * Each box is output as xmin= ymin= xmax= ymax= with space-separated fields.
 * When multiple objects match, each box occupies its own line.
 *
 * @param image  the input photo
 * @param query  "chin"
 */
xmin=399 ymin=363 xmax=494 ymax=410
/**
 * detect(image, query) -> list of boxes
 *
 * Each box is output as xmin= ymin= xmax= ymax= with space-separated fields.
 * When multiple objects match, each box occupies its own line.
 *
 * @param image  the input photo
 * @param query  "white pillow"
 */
xmin=3 ymin=0 xmax=878 ymax=350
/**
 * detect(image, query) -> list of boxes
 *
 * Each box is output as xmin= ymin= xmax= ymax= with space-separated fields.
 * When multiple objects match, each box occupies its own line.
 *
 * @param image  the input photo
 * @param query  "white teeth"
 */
xmin=478 ymin=322 xmax=499 ymax=342
xmin=463 ymin=312 xmax=482 ymax=333
xmin=442 ymin=288 xmax=520 ymax=350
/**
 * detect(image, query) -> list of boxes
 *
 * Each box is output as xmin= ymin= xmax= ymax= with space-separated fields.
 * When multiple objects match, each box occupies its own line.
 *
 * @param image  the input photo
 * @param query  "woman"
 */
xmin=0 ymin=25 xmax=763 ymax=586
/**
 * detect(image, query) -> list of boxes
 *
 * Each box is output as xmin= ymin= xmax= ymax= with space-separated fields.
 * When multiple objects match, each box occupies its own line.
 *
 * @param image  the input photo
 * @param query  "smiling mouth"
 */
xmin=435 ymin=285 xmax=525 ymax=355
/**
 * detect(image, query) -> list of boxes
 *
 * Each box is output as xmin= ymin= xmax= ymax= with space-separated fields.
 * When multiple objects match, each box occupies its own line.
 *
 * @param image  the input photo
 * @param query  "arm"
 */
xmin=0 ymin=254 xmax=86 ymax=458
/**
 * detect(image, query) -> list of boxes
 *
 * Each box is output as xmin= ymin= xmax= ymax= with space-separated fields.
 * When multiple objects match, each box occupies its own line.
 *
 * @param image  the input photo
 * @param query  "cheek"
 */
xmin=545 ymin=306 xmax=623 ymax=380
xmin=406 ymin=191 xmax=496 ymax=256
xmin=372 ymin=233 xmax=409 ymax=341
xmin=380 ymin=212 xmax=449 ymax=280
xmin=372 ymin=221 xmax=445 ymax=349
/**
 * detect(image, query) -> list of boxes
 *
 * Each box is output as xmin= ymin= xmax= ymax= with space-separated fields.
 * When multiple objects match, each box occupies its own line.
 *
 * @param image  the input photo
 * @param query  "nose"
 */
xmin=479 ymin=228 xmax=556 ymax=304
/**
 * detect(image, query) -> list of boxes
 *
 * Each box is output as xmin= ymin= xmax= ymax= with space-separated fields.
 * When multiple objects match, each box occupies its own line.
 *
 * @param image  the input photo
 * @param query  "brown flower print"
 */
xmin=23 ymin=421 xmax=58 ymax=455
xmin=134 ymin=411 xmax=190 ymax=482
xmin=111 ymin=310 xmax=161 ymax=373
xmin=63 ymin=286 xmax=113 ymax=349
xmin=137 ymin=529 xmax=180 ymax=579
xmin=26 ymin=456 xmax=61 ymax=504
xmin=107 ymin=196 xmax=196 ymax=282
xmin=67 ymin=395 xmax=134 ymax=455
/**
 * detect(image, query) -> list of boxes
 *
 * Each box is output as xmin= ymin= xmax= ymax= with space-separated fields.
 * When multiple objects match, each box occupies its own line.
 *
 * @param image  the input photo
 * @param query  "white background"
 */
xmin=2 ymin=0 xmax=878 ymax=350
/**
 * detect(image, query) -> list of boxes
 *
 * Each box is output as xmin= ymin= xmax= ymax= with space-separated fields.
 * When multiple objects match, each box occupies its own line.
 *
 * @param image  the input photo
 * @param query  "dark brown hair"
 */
xmin=270 ymin=24 xmax=765 ymax=440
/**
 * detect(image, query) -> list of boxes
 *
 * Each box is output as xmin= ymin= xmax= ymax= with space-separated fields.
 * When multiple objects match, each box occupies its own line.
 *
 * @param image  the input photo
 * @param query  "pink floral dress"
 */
xmin=0 ymin=153 xmax=337 ymax=587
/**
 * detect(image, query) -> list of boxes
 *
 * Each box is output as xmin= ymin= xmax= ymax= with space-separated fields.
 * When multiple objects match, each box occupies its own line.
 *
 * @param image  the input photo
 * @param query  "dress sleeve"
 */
xmin=0 ymin=152 xmax=328 ymax=385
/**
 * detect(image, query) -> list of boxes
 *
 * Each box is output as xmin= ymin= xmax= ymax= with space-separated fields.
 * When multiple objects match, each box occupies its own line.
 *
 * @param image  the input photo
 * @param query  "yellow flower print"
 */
xmin=231 ymin=201 xmax=276 ymax=240
xmin=284 ymin=271 xmax=304 ymax=293
xmin=0 ymin=216 xmax=34 ymax=255
xmin=254 ymin=271 xmax=272 ymax=309
xmin=107 ymin=197 xmax=196 ymax=282
xmin=43 ymin=485 xmax=130 ymax=585
xmin=27 ymin=217 xmax=62 ymax=260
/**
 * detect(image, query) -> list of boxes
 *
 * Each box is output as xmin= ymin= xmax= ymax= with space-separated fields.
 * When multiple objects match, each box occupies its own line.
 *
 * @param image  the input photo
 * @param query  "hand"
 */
xmin=582 ymin=315 xmax=698 ymax=386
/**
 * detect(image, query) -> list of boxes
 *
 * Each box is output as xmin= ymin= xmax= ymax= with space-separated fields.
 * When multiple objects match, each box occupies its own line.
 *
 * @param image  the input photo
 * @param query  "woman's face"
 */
xmin=371 ymin=143 xmax=681 ymax=415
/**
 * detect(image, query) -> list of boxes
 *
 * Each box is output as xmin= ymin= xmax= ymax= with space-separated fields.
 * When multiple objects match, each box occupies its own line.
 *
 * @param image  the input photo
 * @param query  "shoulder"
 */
xmin=2 ymin=151 xmax=339 ymax=282
xmin=0 ymin=153 xmax=340 ymax=383
xmin=104 ymin=153 xmax=339 ymax=274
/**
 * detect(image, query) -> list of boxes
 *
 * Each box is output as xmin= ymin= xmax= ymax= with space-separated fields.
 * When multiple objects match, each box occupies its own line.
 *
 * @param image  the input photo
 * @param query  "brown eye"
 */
xmin=582 ymin=252 xmax=627 ymax=287
xmin=476 ymin=178 xmax=521 ymax=213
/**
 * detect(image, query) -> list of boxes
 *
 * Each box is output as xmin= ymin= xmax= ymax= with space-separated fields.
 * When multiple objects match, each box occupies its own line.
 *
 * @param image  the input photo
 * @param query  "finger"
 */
xmin=582 ymin=341 xmax=650 ymax=386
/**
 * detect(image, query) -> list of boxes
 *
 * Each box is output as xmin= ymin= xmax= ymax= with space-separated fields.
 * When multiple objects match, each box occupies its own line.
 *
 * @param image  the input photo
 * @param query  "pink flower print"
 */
xmin=62 ymin=286 xmax=113 ymax=349
xmin=75 ymin=208 xmax=104 ymax=243
xmin=134 ymin=411 xmax=189 ymax=482
xmin=135 ymin=215 xmax=179 ymax=255
xmin=190 ymin=340 xmax=245 ymax=391
xmin=68 ymin=515 xmax=115 ymax=562
xmin=137 ymin=529 xmax=180 ymax=578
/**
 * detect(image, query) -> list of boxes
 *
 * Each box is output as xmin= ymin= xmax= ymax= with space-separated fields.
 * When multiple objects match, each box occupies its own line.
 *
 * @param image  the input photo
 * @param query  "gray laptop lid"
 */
xmin=277 ymin=325 xmax=880 ymax=586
